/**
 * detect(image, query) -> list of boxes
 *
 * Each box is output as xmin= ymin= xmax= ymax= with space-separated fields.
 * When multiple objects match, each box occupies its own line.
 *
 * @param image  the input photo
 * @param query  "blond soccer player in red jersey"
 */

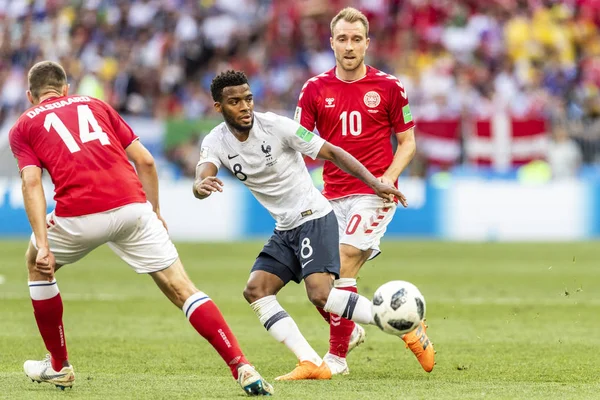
xmin=295 ymin=7 xmax=434 ymax=375
xmin=9 ymin=61 xmax=272 ymax=396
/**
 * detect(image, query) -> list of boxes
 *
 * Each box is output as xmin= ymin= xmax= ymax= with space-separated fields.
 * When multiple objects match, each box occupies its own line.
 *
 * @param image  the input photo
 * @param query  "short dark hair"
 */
xmin=210 ymin=70 xmax=249 ymax=102
xmin=28 ymin=61 xmax=68 ymax=99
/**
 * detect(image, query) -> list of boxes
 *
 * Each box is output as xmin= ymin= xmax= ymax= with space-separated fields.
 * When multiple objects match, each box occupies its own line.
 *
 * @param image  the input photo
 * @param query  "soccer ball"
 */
xmin=372 ymin=280 xmax=426 ymax=336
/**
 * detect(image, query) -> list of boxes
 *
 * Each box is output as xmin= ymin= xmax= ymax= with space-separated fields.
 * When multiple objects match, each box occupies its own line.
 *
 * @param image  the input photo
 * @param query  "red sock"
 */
xmin=188 ymin=300 xmax=248 ymax=379
xmin=329 ymin=286 xmax=357 ymax=358
xmin=316 ymin=307 xmax=330 ymax=323
xmin=31 ymin=293 xmax=68 ymax=371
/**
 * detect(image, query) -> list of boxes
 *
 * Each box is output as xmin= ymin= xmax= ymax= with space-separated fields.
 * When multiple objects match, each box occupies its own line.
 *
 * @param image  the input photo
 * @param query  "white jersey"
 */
xmin=198 ymin=111 xmax=332 ymax=230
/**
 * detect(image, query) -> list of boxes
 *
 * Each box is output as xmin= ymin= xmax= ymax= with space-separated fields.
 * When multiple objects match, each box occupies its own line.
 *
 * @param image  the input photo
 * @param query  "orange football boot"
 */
xmin=275 ymin=360 xmax=332 ymax=381
xmin=402 ymin=320 xmax=435 ymax=372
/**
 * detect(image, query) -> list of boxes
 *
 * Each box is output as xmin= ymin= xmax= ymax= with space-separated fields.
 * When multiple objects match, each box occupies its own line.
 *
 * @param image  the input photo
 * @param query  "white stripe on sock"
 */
xmin=182 ymin=291 xmax=210 ymax=319
xmin=28 ymin=279 xmax=59 ymax=301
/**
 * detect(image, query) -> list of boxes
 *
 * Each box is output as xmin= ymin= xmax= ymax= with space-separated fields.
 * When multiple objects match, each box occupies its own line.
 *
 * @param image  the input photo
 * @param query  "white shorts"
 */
xmin=330 ymin=195 xmax=397 ymax=260
xmin=32 ymin=202 xmax=179 ymax=273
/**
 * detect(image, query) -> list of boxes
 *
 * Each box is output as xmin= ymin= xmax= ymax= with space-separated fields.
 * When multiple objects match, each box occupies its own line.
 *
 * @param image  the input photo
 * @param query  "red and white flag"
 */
xmin=467 ymin=114 xmax=548 ymax=169
xmin=415 ymin=119 xmax=461 ymax=168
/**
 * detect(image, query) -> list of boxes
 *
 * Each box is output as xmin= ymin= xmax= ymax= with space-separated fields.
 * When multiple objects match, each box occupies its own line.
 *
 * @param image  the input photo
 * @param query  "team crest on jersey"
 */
xmin=325 ymin=98 xmax=335 ymax=108
xmin=364 ymin=91 xmax=381 ymax=108
xmin=261 ymin=143 xmax=272 ymax=157
xmin=262 ymin=141 xmax=278 ymax=167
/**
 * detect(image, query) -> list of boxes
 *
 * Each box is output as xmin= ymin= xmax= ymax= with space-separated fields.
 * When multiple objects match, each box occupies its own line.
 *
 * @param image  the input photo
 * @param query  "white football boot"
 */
xmin=347 ymin=324 xmax=366 ymax=354
xmin=237 ymin=364 xmax=274 ymax=396
xmin=24 ymin=354 xmax=75 ymax=390
xmin=323 ymin=353 xmax=349 ymax=376
xmin=324 ymin=323 xmax=367 ymax=375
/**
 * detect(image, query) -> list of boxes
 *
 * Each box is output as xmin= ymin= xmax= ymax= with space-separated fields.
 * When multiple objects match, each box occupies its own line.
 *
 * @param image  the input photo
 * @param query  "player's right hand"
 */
xmin=194 ymin=176 xmax=224 ymax=199
xmin=35 ymin=246 xmax=56 ymax=278
xmin=373 ymin=182 xmax=408 ymax=208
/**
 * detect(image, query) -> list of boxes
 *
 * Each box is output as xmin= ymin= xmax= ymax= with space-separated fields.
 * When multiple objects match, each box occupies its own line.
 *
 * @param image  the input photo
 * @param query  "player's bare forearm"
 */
xmin=318 ymin=142 xmax=409 ymax=206
xmin=136 ymin=164 xmax=160 ymax=213
xmin=383 ymin=128 xmax=416 ymax=181
xmin=21 ymin=167 xmax=48 ymax=248
xmin=193 ymin=162 xmax=222 ymax=199
xmin=126 ymin=140 xmax=160 ymax=213
xmin=317 ymin=142 xmax=379 ymax=189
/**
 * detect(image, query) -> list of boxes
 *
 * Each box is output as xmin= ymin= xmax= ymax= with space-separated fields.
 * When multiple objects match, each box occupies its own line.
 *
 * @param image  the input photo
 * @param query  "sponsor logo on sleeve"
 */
xmin=295 ymin=126 xmax=314 ymax=142
xmin=294 ymin=106 xmax=302 ymax=122
xmin=402 ymin=105 xmax=413 ymax=123
xmin=200 ymin=147 xmax=209 ymax=160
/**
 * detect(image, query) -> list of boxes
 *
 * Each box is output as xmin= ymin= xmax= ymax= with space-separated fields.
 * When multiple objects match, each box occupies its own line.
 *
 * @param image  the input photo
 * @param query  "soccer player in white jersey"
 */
xmin=295 ymin=7 xmax=434 ymax=375
xmin=194 ymin=70 xmax=409 ymax=380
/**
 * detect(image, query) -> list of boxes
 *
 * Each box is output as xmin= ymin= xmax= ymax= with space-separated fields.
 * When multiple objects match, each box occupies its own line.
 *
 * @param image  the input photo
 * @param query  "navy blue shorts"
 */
xmin=251 ymin=211 xmax=340 ymax=285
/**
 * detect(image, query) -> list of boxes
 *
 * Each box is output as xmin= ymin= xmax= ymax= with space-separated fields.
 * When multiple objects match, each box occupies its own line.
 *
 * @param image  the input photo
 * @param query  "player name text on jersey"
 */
xmin=26 ymin=96 xmax=91 ymax=119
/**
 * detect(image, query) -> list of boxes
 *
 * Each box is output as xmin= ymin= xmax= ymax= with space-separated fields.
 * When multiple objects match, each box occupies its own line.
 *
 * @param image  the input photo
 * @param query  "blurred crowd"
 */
xmin=2 ymin=0 xmax=600 ymax=170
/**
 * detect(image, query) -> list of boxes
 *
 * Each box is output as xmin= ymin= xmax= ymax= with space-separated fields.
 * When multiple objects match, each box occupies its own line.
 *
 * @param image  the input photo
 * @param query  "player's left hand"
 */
xmin=35 ymin=246 xmax=56 ymax=278
xmin=373 ymin=178 xmax=408 ymax=208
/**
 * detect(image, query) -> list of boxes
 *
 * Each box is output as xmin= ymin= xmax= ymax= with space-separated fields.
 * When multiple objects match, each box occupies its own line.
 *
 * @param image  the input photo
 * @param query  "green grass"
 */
xmin=0 ymin=240 xmax=599 ymax=399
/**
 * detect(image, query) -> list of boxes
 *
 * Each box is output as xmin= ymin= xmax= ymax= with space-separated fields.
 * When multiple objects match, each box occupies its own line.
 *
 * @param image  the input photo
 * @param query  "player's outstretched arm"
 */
xmin=317 ymin=142 xmax=408 ymax=207
xmin=193 ymin=162 xmax=223 ymax=200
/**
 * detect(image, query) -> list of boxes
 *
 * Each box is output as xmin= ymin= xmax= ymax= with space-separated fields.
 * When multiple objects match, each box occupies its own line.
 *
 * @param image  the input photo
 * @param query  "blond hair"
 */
xmin=28 ymin=61 xmax=67 ymax=99
xmin=330 ymin=7 xmax=369 ymax=37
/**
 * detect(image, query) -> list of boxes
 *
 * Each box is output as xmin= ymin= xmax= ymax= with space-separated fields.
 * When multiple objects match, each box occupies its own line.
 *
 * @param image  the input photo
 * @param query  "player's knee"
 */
xmin=244 ymin=270 xmax=283 ymax=304
xmin=340 ymin=244 xmax=363 ymax=259
xmin=243 ymin=281 xmax=274 ymax=304
xmin=340 ymin=245 xmax=367 ymax=266
xmin=307 ymin=286 xmax=331 ymax=308
xmin=243 ymin=283 xmax=261 ymax=304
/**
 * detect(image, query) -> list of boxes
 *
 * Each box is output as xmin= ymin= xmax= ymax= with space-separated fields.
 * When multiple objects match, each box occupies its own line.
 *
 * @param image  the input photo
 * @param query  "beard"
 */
xmin=223 ymin=111 xmax=254 ymax=132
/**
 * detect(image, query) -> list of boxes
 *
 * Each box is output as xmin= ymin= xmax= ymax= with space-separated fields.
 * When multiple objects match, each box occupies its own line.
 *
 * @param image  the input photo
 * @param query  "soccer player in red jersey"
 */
xmin=9 ymin=61 xmax=273 ymax=396
xmin=295 ymin=7 xmax=434 ymax=375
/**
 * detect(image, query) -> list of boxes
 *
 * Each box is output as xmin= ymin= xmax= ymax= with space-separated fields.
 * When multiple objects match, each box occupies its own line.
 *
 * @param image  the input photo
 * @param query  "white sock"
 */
xmin=29 ymin=279 xmax=59 ymax=300
xmin=251 ymin=295 xmax=322 ymax=365
xmin=324 ymin=288 xmax=374 ymax=325
xmin=182 ymin=291 xmax=211 ymax=320
xmin=334 ymin=278 xmax=357 ymax=289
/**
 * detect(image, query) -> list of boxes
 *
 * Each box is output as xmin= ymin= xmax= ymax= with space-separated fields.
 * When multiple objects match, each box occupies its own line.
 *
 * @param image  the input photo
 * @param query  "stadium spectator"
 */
xmin=2 ymin=0 xmax=600 ymax=171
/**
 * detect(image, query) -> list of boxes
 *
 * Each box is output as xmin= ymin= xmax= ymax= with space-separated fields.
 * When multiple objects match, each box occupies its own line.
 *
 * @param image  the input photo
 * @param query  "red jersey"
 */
xmin=296 ymin=66 xmax=415 ymax=199
xmin=9 ymin=95 xmax=146 ymax=217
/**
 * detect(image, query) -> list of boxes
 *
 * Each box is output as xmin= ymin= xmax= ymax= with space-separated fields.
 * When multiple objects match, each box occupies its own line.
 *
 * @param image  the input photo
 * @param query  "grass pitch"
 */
xmin=0 ymin=240 xmax=599 ymax=399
